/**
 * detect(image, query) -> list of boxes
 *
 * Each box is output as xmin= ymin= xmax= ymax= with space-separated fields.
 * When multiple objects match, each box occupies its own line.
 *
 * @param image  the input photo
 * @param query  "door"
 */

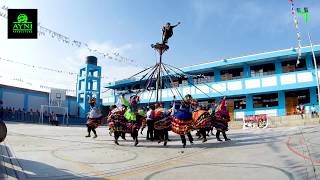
xmin=227 ymin=99 xmax=235 ymax=121
xmin=286 ymin=96 xmax=298 ymax=115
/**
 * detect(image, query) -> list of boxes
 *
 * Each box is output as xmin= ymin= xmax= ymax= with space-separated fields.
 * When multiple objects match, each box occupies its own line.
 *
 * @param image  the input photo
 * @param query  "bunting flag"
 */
xmin=0 ymin=74 xmax=111 ymax=95
xmin=0 ymin=5 xmax=146 ymax=68
xmin=0 ymin=56 xmax=110 ymax=79
xmin=288 ymin=0 xmax=302 ymax=65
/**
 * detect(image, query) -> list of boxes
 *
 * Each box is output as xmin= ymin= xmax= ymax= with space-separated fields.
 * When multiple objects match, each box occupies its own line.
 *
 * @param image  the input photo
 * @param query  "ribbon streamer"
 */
xmin=288 ymin=0 xmax=303 ymax=65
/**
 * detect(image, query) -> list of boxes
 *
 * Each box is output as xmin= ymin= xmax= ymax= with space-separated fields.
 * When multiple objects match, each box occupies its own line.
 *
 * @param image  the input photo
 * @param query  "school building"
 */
xmin=103 ymin=45 xmax=320 ymax=121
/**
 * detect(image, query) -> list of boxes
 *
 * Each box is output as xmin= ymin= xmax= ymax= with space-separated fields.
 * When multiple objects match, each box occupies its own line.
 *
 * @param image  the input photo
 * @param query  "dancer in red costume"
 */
xmin=213 ymin=97 xmax=231 ymax=141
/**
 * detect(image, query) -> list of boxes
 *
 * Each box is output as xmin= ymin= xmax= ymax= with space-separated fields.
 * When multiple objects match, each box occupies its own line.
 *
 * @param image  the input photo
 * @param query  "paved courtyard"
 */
xmin=1 ymin=122 xmax=320 ymax=180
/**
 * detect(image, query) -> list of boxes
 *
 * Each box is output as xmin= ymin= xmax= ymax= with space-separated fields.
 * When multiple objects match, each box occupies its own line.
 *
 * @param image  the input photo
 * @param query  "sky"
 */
xmin=0 ymin=0 xmax=319 ymax=96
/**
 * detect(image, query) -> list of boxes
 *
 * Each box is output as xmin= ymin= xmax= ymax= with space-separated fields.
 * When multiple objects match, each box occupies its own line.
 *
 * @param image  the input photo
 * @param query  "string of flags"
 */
xmin=0 ymin=57 xmax=78 ymax=76
xmin=0 ymin=56 xmax=110 ymax=79
xmin=0 ymin=5 xmax=146 ymax=68
xmin=288 ymin=0 xmax=303 ymax=65
xmin=0 ymin=74 xmax=111 ymax=94
xmin=0 ymin=74 xmax=76 ymax=93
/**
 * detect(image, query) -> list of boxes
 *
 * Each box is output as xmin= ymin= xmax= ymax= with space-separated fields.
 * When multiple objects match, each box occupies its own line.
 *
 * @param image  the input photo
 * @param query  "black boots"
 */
xmin=222 ymin=131 xmax=231 ymax=141
xmin=134 ymin=138 xmax=139 ymax=146
xmin=216 ymin=131 xmax=230 ymax=141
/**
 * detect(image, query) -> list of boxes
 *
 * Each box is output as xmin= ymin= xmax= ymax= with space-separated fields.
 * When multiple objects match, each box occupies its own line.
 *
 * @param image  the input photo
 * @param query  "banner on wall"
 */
xmin=243 ymin=114 xmax=268 ymax=129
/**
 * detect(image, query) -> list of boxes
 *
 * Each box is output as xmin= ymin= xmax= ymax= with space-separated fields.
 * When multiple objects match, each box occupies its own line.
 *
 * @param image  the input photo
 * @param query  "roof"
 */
xmin=0 ymin=84 xmax=76 ymax=98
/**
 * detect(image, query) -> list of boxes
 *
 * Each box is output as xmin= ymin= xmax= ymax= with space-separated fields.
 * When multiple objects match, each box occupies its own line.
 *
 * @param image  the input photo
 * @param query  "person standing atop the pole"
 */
xmin=162 ymin=22 xmax=181 ymax=44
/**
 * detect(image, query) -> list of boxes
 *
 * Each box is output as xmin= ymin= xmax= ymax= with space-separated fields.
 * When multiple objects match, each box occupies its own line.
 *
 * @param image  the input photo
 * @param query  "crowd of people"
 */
xmin=0 ymin=106 xmax=60 ymax=125
xmin=85 ymin=94 xmax=231 ymax=148
xmin=0 ymin=107 xmax=40 ymax=122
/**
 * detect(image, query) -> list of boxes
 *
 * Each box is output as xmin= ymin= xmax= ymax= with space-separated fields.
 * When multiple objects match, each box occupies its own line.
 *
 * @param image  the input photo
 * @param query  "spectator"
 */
xmin=299 ymin=104 xmax=304 ymax=119
xmin=17 ymin=108 xmax=21 ymax=120
xmin=296 ymin=105 xmax=300 ymax=115
xmin=0 ymin=107 xmax=3 ymax=121
xmin=12 ymin=108 xmax=16 ymax=120
xmin=36 ymin=110 xmax=40 ymax=122
xmin=29 ymin=108 xmax=33 ymax=122
xmin=146 ymin=105 xmax=155 ymax=141
xmin=49 ymin=112 xmax=59 ymax=126
xmin=22 ymin=108 xmax=26 ymax=120
xmin=44 ymin=111 xmax=49 ymax=123
xmin=311 ymin=104 xmax=318 ymax=118
xmin=8 ymin=107 xmax=12 ymax=120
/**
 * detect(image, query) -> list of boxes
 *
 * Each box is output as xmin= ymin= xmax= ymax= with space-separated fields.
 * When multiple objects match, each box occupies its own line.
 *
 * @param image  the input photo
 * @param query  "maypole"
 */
xmin=151 ymin=21 xmax=180 ymax=102
xmin=122 ymin=21 xmax=222 ymax=104
xmin=152 ymin=43 xmax=169 ymax=102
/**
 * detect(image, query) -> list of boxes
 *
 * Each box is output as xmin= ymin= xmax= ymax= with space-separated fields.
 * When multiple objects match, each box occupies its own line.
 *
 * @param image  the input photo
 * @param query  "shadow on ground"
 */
xmin=0 ymin=144 xmax=105 ymax=180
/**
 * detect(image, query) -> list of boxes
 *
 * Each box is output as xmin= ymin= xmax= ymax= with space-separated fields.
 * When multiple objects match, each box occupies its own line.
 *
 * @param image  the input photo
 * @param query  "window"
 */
xmin=253 ymin=93 xmax=278 ymax=108
xmin=233 ymin=96 xmax=246 ymax=110
xmin=251 ymin=63 xmax=275 ymax=77
xmin=220 ymin=68 xmax=243 ymax=81
xmin=282 ymin=59 xmax=306 ymax=73
xmin=226 ymin=96 xmax=246 ymax=110
xmin=192 ymin=72 xmax=214 ymax=84
xmin=285 ymin=90 xmax=310 ymax=104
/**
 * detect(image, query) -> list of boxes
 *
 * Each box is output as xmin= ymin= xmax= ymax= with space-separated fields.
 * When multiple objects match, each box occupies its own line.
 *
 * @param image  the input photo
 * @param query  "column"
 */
xmin=214 ymin=69 xmax=221 ymax=82
xmin=243 ymin=64 xmax=250 ymax=78
xmin=187 ymin=76 xmax=193 ymax=85
xmin=68 ymin=98 xmax=71 ymax=115
xmin=24 ymin=93 xmax=29 ymax=112
xmin=306 ymin=53 xmax=313 ymax=70
xmin=278 ymin=91 xmax=286 ymax=116
xmin=275 ymin=61 xmax=282 ymax=86
xmin=275 ymin=61 xmax=282 ymax=74
xmin=96 ymin=68 xmax=102 ymax=107
xmin=310 ymin=87 xmax=318 ymax=111
xmin=82 ymin=66 xmax=89 ymax=118
xmin=245 ymin=94 xmax=254 ymax=116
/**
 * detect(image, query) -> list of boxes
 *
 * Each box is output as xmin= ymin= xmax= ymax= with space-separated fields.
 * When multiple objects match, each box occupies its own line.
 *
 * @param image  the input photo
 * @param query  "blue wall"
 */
xmin=0 ymin=85 xmax=84 ymax=124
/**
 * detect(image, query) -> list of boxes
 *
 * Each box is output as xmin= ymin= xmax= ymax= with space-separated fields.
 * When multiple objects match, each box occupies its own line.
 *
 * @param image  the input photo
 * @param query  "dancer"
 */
xmin=192 ymin=104 xmax=212 ymax=143
xmin=85 ymin=98 xmax=102 ymax=138
xmin=162 ymin=22 xmax=181 ymax=44
xmin=154 ymin=103 xmax=171 ymax=146
xmin=138 ymin=107 xmax=147 ymax=135
xmin=124 ymin=95 xmax=140 ymax=146
xmin=107 ymin=105 xmax=126 ymax=145
xmin=208 ymin=99 xmax=217 ymax=135
xmin=213 ymin=97 xmax=231 ymax=141
xmin=172 ymin=95 xmax=194 ymax=148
